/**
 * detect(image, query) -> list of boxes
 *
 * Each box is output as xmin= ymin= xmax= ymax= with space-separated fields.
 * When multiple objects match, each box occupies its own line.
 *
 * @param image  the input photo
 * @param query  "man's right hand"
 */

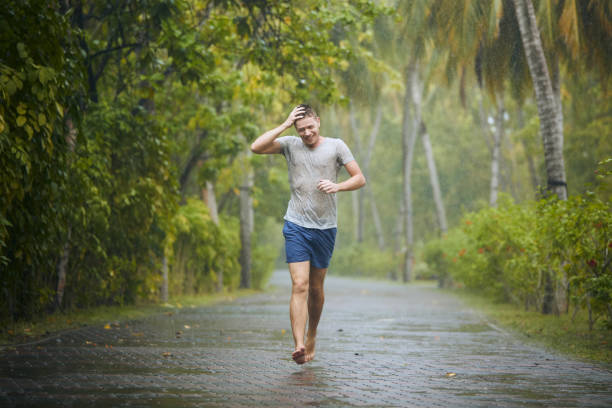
xmin=284 ymin=105 xmax=306 ymax=128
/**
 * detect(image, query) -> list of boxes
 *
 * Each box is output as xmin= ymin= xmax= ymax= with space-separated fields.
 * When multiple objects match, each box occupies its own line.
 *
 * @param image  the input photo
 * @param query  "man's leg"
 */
xmin=304 ymin=266 xmax=327 ymax=363
xmin=289 ymin=261 xmax=310 ymax=364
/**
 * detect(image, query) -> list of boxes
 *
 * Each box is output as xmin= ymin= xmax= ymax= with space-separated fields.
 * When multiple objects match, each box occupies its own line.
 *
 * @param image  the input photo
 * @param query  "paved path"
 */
xmin=1 ymin=270 xmax=611 ymax=407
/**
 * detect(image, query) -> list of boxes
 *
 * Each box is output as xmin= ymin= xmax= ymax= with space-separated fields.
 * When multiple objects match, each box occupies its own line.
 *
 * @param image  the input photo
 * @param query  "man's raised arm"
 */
xmin=250 ymin=106 xmax=305 ymax=154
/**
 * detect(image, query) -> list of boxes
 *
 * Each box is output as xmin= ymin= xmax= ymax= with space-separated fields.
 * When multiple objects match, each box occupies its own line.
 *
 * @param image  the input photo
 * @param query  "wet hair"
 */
xmin=297 ymin=104 xmax=317 ymax=119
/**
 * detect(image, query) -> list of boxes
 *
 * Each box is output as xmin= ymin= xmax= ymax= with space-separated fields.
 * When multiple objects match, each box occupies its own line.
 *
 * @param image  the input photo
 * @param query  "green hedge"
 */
xmin=423 ymin=186 xmax=611 ymax=328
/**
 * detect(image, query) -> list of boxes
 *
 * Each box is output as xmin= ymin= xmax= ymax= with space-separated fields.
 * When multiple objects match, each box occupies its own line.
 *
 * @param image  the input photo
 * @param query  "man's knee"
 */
xmin=292 ymin=278 xmax=309 ymax=294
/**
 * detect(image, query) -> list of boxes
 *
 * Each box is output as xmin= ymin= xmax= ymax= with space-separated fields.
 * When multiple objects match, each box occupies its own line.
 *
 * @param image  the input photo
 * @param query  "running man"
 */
xmin=250 ymin=104 xmax=366 ymax=364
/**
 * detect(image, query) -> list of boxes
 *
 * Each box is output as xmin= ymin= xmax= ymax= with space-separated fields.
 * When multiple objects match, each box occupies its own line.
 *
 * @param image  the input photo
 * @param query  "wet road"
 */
xmin=1 ymin=270 xmax=611 ymax=407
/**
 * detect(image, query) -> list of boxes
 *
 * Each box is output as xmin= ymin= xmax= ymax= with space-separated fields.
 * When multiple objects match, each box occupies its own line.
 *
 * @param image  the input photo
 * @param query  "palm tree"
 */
xmin=512 ymin=0 xmax=567 ymax=200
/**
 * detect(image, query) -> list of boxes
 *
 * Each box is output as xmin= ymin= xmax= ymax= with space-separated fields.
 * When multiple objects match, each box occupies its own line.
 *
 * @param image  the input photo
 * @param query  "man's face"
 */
xmin=294 ymin=115 xmax=321 ymax=148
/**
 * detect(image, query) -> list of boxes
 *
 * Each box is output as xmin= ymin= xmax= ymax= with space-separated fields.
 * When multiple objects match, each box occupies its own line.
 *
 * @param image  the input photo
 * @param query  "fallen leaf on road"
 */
xmin=104 ymin=323 xmax=111 ymax=330
xmin=281 ymin=329 xmax=286 ymax=335
xmin=176 ymin=330 xmax=183 ymax=335
xmin=162 ymin=352 xmax=172 ymax=357
xmin=445 ymin=372 xmax=457 ymax=378
xmin=184 ymin=325 xmax=191 ymax=329
xmin=131 ymin=332 xmax=144 ymax=337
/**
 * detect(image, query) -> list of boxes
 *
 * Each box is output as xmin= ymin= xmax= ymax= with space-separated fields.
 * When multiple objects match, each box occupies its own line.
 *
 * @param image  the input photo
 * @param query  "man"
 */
xmin=250 ymin=104 xmax=366 ymax=364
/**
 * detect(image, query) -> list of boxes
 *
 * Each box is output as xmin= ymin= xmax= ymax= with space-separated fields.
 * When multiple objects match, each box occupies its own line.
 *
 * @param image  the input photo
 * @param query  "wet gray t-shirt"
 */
xmin=277 ymin=136 xmax=355 ymax=229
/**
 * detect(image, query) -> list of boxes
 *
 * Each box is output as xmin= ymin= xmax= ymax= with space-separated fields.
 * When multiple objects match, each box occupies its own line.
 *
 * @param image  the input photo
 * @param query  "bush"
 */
xmin=331 ymin=243 xmax=400 ymax=279
xmin=167 ymin=199 xmax=240 ymax=295
xmin=422 ymin=184 xmax=612 ymax=328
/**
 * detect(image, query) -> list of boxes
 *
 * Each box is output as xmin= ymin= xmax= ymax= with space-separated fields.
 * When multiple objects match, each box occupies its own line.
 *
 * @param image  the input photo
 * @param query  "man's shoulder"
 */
xmin=277 ymin=135 xmax=301 ymax=144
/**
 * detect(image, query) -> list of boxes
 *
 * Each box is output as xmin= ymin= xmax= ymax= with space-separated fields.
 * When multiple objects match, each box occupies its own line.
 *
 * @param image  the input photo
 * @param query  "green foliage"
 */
xmin=331 ymin=243 xmax=399 ymax=279
xmin=251 ymin=216 xmax=284 ymax=289
xmin=167 ymin=199 xmax=240 ymax=295
xmin=0 ymin=0 xmax=85 ymax=319
xmin=423 ymin=177 xmax=612 ymax=328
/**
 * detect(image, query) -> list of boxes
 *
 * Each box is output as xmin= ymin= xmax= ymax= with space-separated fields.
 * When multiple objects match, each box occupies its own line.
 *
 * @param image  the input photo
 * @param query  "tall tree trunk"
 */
xmin=363 ymin=105 xmax=384 ymax=247
xmin=366 ymin=187 xmax=385 ymax=249
xmin=517 ymin=108 xmax=541 ymax=194
xmin=348 ymin=103 xmax=364 ymax=243
xmin=202 ymin=181 xmax=222 ymax=291
xmin=161 ymin=256 xmax=169 ymax=303
xmin=420 ymin=122 xmax=447 ymax=233
xmin=513 ymin=0 xmax=567 ymax=200
xmin=392 ymin=196 xmax=404 ymax=282
xmin=239 ymin=150 xmax=254 ymax=289
xmin=490 ymin=97 xmax=504 ymax=207
xmin=401 ymin=62 xmax=421 ymax=282
xmin=55 ymin=117 xmax=77 ymax=309
xmin=478 ymin=91 xmax=493 ymax=155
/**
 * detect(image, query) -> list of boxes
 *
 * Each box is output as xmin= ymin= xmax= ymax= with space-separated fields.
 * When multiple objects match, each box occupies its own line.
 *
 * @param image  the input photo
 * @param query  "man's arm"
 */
xmin=250 ymin=106 xmax=305 ymax=154
xmin=317 ymin=160 xmax=366 ymax=194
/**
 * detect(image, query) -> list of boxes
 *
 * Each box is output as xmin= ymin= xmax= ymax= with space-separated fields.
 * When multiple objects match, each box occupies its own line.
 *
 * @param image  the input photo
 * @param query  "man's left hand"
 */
xmin=317 ymin=179 xmax=339 ymax=194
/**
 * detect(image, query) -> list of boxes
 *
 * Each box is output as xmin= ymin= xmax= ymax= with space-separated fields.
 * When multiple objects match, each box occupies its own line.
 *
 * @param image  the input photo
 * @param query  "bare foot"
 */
xmin=302 ymin=336 xmax=316 ymax=364
xmin=292 ymin=346 xmax=305 ymax=364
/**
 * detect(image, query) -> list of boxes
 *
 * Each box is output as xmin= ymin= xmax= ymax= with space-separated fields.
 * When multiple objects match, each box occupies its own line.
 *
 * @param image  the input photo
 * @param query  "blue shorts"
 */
xmin=283 ymin=220 xmax=337 ymax=269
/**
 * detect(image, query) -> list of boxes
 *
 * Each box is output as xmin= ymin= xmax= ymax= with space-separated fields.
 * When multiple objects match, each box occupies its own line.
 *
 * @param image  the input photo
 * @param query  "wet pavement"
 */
xmin=1 ymin=270 xmax=611 ymax=407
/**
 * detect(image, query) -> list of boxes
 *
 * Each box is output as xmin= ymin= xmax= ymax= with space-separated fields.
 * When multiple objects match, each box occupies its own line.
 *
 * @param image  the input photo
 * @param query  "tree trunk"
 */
xmin=420 ymin=122 xmax=447 ymax=233
xmin=55 ymin=238 xmax=70 ymax=309
xmin=366 ymin=187 xmax=385 ymax=249
xmin=161 ymin=256 xmax=169 ymax=303
xmin=401 ymin=62 xmax=421 ymax=282
xmin=513 ymin=0 xmax=567 ymax=200
xmin=517 ymin=107 xmax=541 ymax=194
xmin=239 ymin=150 xmax=254 ymax=289
xmin=490 ymin=97 xmax=504 ymax=207
xmin=348 ymin=103 xmax=364 ymax=243
xmin=202 ymin=181 xmax=222 ymax=291
xmin=478 ymin=91 xmax=493 ymax=155
xmin=55 ymin=117 xmax=77 ymax=310
xmin=363 ymin=106 xmax=384 ymax=247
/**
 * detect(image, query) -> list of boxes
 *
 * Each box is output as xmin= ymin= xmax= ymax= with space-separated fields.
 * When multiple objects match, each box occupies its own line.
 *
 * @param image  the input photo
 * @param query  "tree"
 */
xmin=512 ymin=0 xmax=567 ymax=200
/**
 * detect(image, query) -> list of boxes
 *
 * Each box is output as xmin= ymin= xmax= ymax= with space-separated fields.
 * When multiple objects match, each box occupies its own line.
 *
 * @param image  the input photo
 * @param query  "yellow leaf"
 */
xmin=38 ymin=113 xmax=46 ymax=126
xmin=162 ymin=352 xmax=172 ymax=357
xmin=445 ymin=372 xmax=457 ymax=378
xmin=16 ymin=116 xmax=26 ymax=127
xmin=183 ymin=324 xmax=191 ymax=329
xmin=104 ymin=323 xmax=111 ymax=330
xmin=17 ymin=104 xmax=26 ymax=115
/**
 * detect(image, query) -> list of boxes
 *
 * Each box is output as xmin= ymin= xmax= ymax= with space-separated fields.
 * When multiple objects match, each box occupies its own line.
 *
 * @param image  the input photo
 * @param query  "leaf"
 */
xmin=104 ymin=323 xmax=111 ymax=330
xmin=445 ymin=372 xmax=457 ymax=378
xmin=38 ymin=113 xmax=46 ymax=126
xmin=162 ymin=352 xmax=172 ymax=357
xmin=17 ymin=104 xmax=27 ymax=115
xmin=16 ymin=116 xmax=26 ymax=127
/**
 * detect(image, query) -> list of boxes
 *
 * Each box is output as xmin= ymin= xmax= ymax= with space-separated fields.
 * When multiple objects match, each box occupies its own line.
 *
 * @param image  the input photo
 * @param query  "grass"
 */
xmin=0 ymin=288 xmax=261 ymax=348
xmin=448 ymin=288 xmax=612 ymax=365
